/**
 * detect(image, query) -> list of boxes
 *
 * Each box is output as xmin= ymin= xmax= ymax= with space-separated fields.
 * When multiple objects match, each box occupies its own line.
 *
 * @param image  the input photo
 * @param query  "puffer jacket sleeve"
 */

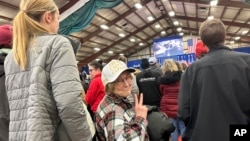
xmin=50 ymin=37 xmax=92 ymax=141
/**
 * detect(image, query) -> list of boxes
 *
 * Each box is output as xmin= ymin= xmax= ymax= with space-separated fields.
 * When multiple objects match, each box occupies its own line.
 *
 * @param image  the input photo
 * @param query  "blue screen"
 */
xmin=153 ymin=35 xmax=184 ymax=58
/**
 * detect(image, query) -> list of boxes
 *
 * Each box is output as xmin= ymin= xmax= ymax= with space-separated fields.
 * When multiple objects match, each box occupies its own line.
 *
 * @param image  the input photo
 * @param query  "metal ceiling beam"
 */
xmin=78 ymin=15 xmax=166 ymax=65
xmin=78 ymin=0 xmax=152 ymax=43
xmin=59 ymin=0 xmax=79 ymax=14
xmin=182 ymin=27 xmax=250 ymax=43
xmin=0 ymin=1 xmax=18 ymax=9
xmin=175 ymin=15 xmax=250 ymax=28
xmin=170 ymin=0 xmax=250 ymax=8
xmin=0 ymin=1 xmax=17 ymax=21
xmin=0 ymin=0 xmax=80 ymax=21
xmin=106 ymin=27 xmax=172 ymax=62
xmin=106 ymin=27 xmax=174 ymax=62
xmin=0 ymin=15 xmax=12 ymax=21
xmin=109 ymin=8 xmax=151 ymax=47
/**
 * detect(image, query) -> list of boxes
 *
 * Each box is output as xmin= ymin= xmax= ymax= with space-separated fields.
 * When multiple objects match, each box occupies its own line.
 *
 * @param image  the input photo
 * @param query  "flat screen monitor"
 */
xmin=152 ymin=35 xmax=184 ymax=58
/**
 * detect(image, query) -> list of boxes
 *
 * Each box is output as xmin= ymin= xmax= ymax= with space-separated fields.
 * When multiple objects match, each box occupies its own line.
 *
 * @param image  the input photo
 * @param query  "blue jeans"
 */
xmin=170 ymin=118 xmax=186 ymax=141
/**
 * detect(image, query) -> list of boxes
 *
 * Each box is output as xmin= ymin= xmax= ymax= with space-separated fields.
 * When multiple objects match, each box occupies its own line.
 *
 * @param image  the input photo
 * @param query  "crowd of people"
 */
xmin=1 ymin=0 xmax=250 ymax=141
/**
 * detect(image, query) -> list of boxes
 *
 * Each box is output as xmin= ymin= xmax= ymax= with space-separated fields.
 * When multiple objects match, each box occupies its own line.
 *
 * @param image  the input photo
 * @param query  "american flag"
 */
xmin=187 ymin=38 xmax=198 ymax=53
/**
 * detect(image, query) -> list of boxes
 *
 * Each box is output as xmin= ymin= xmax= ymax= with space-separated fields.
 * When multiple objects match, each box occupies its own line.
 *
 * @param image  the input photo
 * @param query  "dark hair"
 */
xmin=97 ymin=59 xmax=103 ymax=65
xmin=89 ymin=61 xmax=103 ymax=71
xmin=80 ymin=71 xmax=87 ymax=80
xmin=140 ymin=58 xmax=150 ymax=69
xmin=199 ymin=19 xmax=226 ymax=49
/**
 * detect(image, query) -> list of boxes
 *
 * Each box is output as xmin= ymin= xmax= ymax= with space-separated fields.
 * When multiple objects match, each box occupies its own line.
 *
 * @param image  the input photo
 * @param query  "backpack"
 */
xmin=146 ymin=105 xmax=175 ymax=141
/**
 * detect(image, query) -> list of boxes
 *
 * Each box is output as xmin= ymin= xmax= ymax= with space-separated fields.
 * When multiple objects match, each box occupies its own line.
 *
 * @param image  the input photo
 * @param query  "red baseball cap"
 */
xmin=196 ymin=41 xmax=208 ymax=58
xmin=0 ymin=24 xmax=13 ymax=48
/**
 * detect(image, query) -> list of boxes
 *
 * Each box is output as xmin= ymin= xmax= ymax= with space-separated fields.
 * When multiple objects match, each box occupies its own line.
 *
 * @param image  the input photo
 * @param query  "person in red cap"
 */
xmin=0 ymin=24 xmax=12 ymax=141
xmin=195 ymin=40 xmax=208 ymax=59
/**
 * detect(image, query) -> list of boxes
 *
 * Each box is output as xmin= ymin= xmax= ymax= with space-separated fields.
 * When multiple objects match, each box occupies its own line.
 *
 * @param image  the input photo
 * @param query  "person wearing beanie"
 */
xmin=0 ymin=24 xmax=12 ymax=141
xmin=136 ymin=58 xmax=162 ymax=107
xmin=148 ymin=56 xmax=163 ymax=76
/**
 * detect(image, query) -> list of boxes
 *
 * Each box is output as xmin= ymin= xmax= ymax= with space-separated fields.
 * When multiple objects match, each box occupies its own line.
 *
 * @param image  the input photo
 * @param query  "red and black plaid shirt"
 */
xmin=95 ymin=93 xmax=149 ymax=141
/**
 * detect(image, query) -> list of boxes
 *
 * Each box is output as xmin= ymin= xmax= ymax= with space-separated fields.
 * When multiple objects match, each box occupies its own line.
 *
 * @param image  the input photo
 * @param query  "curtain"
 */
xmin=59 ymin=0 xmax=123 ymax=35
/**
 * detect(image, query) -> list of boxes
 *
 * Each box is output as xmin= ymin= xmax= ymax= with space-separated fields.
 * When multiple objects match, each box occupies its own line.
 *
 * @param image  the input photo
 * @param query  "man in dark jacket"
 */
xmin=136 ymin=58 xmax=161 ymax=107
xmin=0 ymin=24 xmax=12 ymax=141
xmin=178 ymin=18 xmax=250 ymax=141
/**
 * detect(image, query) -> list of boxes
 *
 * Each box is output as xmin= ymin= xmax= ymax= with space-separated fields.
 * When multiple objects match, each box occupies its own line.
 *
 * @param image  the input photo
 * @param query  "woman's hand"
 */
xmin=134 ymin=93 xmax=148 ymax=119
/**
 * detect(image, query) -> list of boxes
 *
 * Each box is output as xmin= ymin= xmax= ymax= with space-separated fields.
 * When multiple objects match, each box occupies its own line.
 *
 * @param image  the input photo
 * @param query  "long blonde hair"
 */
xmin=161 ymin=60 xmax=179 ymax=75
xmin=13 ymin=0 xmax=58 ymax=70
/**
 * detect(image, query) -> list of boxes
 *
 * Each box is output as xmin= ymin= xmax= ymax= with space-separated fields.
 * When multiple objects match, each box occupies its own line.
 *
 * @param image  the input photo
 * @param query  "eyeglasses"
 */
xmin=114 ymin=75 xmax=132 ymax=85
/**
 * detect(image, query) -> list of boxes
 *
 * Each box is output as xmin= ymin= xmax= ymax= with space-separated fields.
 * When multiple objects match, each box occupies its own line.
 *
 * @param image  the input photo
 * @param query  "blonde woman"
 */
xmin=160 ymin=60 xmax=185 ymax=141
xmin=4 ymin=0 xmax=91 ymax=140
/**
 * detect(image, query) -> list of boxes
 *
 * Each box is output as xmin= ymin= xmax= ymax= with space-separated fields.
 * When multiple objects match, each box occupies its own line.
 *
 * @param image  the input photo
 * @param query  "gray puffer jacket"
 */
xmin=4 ymin=34 xmax=92 ymax=141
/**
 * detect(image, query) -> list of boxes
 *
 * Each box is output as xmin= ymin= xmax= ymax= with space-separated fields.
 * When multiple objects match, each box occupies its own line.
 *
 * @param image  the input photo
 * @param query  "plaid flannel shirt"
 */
xmin=95 ymin=93 xmax=149 ymax=141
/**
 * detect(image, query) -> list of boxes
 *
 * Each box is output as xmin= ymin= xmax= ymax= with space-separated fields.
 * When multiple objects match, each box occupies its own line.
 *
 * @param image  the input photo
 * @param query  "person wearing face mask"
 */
xmin=4 ymin=0 xmax=92 ymax=140
xmin=95 ymin=60 xmax=149 ymax=140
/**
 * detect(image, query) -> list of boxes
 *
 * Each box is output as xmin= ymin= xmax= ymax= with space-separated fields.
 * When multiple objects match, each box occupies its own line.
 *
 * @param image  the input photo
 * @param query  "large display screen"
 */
xmin=152 ymin=35 xmax=184 ymax=58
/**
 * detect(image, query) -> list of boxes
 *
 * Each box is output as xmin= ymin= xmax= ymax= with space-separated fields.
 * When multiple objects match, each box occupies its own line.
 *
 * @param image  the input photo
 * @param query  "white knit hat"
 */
xmin=101 ymin=60 xmax=135 ymax=86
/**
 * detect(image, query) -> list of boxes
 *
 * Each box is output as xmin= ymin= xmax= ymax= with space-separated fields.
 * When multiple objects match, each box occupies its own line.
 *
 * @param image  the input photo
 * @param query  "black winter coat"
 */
xmin=0 ymin=54 xmax=9 ymax=141
xmin=136 ymin=69 xmax=161 ymax=106
xmin=178 ymin=46 xmax=250 ymax=141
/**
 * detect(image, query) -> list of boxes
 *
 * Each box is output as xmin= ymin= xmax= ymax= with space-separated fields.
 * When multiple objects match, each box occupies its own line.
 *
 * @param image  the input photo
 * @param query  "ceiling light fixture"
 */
xmin=147 ymin=16 xmax=154 ymax=21
xmin=242 ymin=30 xmax=249 ymax=35
xmin=100 ymin=24 xmax=109 ymax=30
xmin=119 ymin=33 xmax=126 ymax=37
xmin=235 ymin=36 xmax=240 ymax=40
xmin=94 ymin=48 xmax=100 ymax=51
xmin=135 ymin=3 xmax=142 ymax=9
xmin=130 ymin=38 xmax=136 ymax=42
xmin=210 ymin=0 xmax=218 ymax=7
xmin=177 ymin=27 xmax=182 ymax=32
xmin=161 ymin=31 xmax=166 ymax=34
xmin=173 ymin=21 xmax=179 ymax=26
xmin=168 ymin=11 xmax=175 ymax=17
xmin=155 ymin=24 xmax=161 ymax=28
xmin=139 ymin=43 xmax=144 ymax=46
xmin=108 ymin=51 xmax=114 ymax=54
xmin=119 ymin=53 xmax=124 ymax=56
xmin=230 ymin=41 xmax=235 ymax=44
xmin=207 ymin=16 xmax=214 ymax=20
xmin=179 ymin=32 xmax=184 ymax=36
